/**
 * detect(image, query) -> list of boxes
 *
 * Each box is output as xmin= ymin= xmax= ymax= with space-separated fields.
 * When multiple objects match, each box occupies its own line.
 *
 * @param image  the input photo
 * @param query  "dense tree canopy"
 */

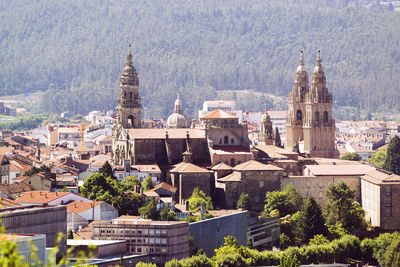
xmin=1 ymin=0 xmax=400 ymax=118
xmin=367 ymin=147 xmax=387 ymax=168
xmin=188 ymin=187 xmax=213 ymax=212
xmin=340 ymin=152 xmax=362 ymax=161
xmin=262 ymin=184 xmax=303 ymax=217
xmin=383 ymin=136 xmax=400 ymax=175
xmin=324 ymin=182 xmax=365 ymax=231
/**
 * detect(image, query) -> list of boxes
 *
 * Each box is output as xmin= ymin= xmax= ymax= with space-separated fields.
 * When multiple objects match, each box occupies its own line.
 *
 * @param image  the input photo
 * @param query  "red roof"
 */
xmin=16 ymin=191 xmax=70 ymax=204
xmin=200 ymin=109 xmax=238 ymax=119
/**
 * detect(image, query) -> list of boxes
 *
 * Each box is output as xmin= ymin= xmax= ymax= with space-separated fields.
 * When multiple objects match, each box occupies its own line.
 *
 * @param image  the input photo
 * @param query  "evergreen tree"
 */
xmin=293 ymin=196 xmax=327 ymax=246
xmin=383 ymin=136 xmax=400 ymax=175
xmin=237 ymin=193 xmax=251 ymax=210
xmin=100 ymin=161 xmax=115 ymax=179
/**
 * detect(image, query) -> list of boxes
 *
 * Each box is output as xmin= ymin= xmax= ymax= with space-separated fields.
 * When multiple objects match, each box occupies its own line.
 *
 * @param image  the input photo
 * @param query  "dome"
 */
xmin=167 ymin=113 xmax=188 ymax=128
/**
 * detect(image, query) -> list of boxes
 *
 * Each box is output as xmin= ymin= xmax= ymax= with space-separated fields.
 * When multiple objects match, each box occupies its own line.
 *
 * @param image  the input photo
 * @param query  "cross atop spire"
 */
xmin=127 ymin=43 xmax=133 ymax=66
xmin=316 ymin=50 xmax=321 ymax=66
xmin=299 ymin=50 xmax=304 ymax=66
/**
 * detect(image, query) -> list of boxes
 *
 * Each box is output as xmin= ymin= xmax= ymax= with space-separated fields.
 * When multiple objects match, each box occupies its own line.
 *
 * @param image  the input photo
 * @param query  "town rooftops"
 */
xmin=169 ymin=162 xmax=211 ymax=173
xmin=200 ymin=109 xmax=238 ymax=119
xmin=67 ymin=201 xmax=102 ymax=214
xmin=127 ymin=128 xmax=205 ymax=139
xmin=233 ymin=160 xmax=283 ymax=171
xmin=0 ymin=155 xmax=9 ymax=165
xmin=58 ymin=127 xmax=80 ymax=134
xmin=0 ymin=197 xmax=20 ymax=208
xmin=0 ymin=182 xmax=32 ymax=195
xmin=16 ymin=191 xmax=71 ymax=204
xmin=305 ymin=164 xmax=375 ymax=176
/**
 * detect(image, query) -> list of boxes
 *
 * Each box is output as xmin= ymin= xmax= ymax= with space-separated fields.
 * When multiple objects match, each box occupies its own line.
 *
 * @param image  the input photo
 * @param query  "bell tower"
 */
xmin=286 ymin=51 xmax=309 ymax=152
xmin=116 ymin=44 xmax=142 ymax=128
xmin=286 ymin=51 xmax=338 ymax=158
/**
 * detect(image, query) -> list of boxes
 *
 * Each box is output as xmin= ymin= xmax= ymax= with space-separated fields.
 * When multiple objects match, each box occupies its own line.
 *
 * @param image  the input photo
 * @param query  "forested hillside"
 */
xmin=0 ymin=0 xmax=399 ymax=118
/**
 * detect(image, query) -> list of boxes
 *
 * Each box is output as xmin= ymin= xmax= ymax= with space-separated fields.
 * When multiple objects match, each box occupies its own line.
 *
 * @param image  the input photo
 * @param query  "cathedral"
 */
xmin=112 ymin=47 xmax=339 ymax=170
xmin=285 ymin=51 xmax=339 ymax=158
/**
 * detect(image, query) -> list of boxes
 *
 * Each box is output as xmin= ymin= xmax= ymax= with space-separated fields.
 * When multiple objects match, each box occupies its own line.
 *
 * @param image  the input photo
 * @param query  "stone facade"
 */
xmin=216 ymin=161 xmax=283 ymax=211
xmin=286 ymin=51 xmax=338 ymax=158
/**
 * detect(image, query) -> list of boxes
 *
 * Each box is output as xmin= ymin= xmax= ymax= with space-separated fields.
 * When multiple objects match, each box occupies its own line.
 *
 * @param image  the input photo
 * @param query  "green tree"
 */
xmin=142 ymin=177 xmax=154 ymax=191
xmin=237 ymin=193 xmax=251 ymax=210
xmin=188 ymin=187 xmax=213 ymax=212
xmin=160 ymin=206 xmax=178 ymax=221
xmin=293 ymin=196 xmax=327 ymax=245
xmin=67 ymin=229 xmax=73 ymax=239
xmin=280 ymin=233 xmax=291 ymax=250
xmin=261 ymin=185 xmax=303 ymax=217
xmin=372 ymin=232 xmax=400 ymax=266
xmin=384 ymin=239 xmax=400 ymax=267
xmin=340 ymin=152 xmax=362 ymax=161
xmin=80 ymin=172 xmax=117 ymax=202
xmin=136 ymin=263 xmax=157 ymax=267
xmin=100 ymin=161 xmax=115 ymax=179
xmin=324 ymin=182 xmax=364 ymax=230
xmin=121 ymin=176 xmax=141 ymax=192
xmin=309 ymin=234 xmax=329 ymax=246
xmin=139 ymin=198 xmax=158 ymax=220
xmin=367 ymin=147 xmax=387 ymax=168
xmin=384 ymin=136 xmax=400 ymax=175
xmin=23 ymin=165 xmax=50 ymax=176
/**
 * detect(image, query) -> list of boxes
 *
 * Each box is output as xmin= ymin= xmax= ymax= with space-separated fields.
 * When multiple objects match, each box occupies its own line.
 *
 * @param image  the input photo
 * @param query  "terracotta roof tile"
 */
xmin=306 ymin=164 xmax=375 ymax=176
xmin=127 ymin=128 xmax=205 ymax=139
xmin=217 ymin=172 xmax=241 ymax=182
xmin=233 ymin=160 xmax=283 ymax=171
xmin=150 ymin=182 xmax=177 ymax=193
xmin=211 ymin=162 xmax=233 ymax=170
xmin=16 ymin=191 xmax=70 ymax=204
xmin=169 ymin=162 xmax=211 ymax=173
xmin=67 ymin=201 xmax=102 ymax=214
xmin=0 ymin=197 xmax=21 ymax=208
xmin=200 ymin=109 xmax=238 ymax=119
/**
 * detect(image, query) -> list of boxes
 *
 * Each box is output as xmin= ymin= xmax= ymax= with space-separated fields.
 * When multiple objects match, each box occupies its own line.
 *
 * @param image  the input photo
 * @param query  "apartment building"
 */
xmin=92 ymin=216 xmax=189 ymax=264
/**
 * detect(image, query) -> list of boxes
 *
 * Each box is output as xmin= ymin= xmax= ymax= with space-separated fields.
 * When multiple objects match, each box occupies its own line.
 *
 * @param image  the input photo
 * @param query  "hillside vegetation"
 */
xmin=0 ymin=0 xmax=399 ymax=118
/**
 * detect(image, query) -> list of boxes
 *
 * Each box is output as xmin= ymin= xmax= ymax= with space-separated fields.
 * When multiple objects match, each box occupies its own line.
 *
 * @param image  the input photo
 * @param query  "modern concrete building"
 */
xmin=0 ymin=205 xmax=67 ymax=255
xmin=189 ymin=210 xmax=248 ymax=257
xmin=0 ymin=234 xmax=47 ymax=266
xmin=361 ymin=169 xmax=400 ymax=229
xmin=92 ymin=216 xmax=189 ymax=264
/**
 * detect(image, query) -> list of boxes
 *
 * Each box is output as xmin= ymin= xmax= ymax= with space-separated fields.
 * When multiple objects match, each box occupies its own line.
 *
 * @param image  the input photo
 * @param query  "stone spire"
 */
xmin=313 ymin=50 xmax=323 ymax=74
xmin=174 ymin=91 xmax=183 ymax=114
xmin=296 ymin=50 xmax=306 ymax=73
xmin=259 ymin=103 xmax=274 ymax=144
xmin=127 ymin=43 xmax=133 ymax=67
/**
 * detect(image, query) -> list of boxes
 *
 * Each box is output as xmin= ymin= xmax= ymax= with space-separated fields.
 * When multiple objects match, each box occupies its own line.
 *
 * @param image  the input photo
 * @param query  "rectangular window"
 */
xmin=385 ymin=186 xmax=392 ymax=196
xmin=259 ymin=181 xmax=264 ymax=188
xmin=156 ymin=230 xmax=160 ymax=235
xmin=385 ymin=207 xmax=392 ymax=216
xmin=149 ymin=229 xmax=154 ymax=235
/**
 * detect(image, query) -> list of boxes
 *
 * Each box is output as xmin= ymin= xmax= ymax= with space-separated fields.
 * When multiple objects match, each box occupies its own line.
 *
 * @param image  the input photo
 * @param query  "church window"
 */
xmin=128 ymin=115 xmax=134 ymax=128
xmin=224 ymin=136 xmax=229 ymax=144
xmin=231 ymin=138 xmax=234 ymax=144
xmin=323 ymin=111 xmax=328 ymax=123
xmin=129 ymin=92 xmax=132 ymax=100
xmin=124 ymin=92 xmax=127 ymax=98
xmin=315 ymin=111 xmax=320 ymax=122
xmin=296 ymin=110 xmax=302 ymax=121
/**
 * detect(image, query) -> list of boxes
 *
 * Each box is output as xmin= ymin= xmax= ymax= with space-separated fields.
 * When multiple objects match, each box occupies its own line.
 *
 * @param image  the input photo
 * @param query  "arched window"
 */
xmin=128 ymin=115 xmax=134 ymax=128
xmin=219 ymin=138 xmax=222 ymax=144
xmin=296 ymin=110 xmax=302 ymax=121
xmin=129 ymin=92 xmax=133 ymax=100
xmin=323 ymin=111 xmax=328 ymax=123
xmin=224 ymin=136 xmax=229 ymax=144
xmin=230 ymin=158 xmax=235 ymax=166
xmin=315 ymin=111 xmax=320 ymax=122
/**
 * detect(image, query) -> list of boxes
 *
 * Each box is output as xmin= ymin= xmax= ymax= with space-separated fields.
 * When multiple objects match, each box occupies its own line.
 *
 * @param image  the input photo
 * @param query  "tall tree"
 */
xmin=100 ymin=161 xmax=115 ymax=179
xmin=262 ymin=185 xmax=303 ymax=217
xmin=142 ymin=176 xmax=154 ymax=191
xmin=383 ymin=136 xmax=400 ymax=175
xmin=139 ymin=198 xmax=158 ymax=220
xmin=237 ymin=193 xmax=251 ymax=210
xmin=324 ymin=182 xmax=365 ymax=231
xmin=293 ymin=196 xmax=327 ymax=246
xmin=367 ymin=147 xmax=387 ymax=168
